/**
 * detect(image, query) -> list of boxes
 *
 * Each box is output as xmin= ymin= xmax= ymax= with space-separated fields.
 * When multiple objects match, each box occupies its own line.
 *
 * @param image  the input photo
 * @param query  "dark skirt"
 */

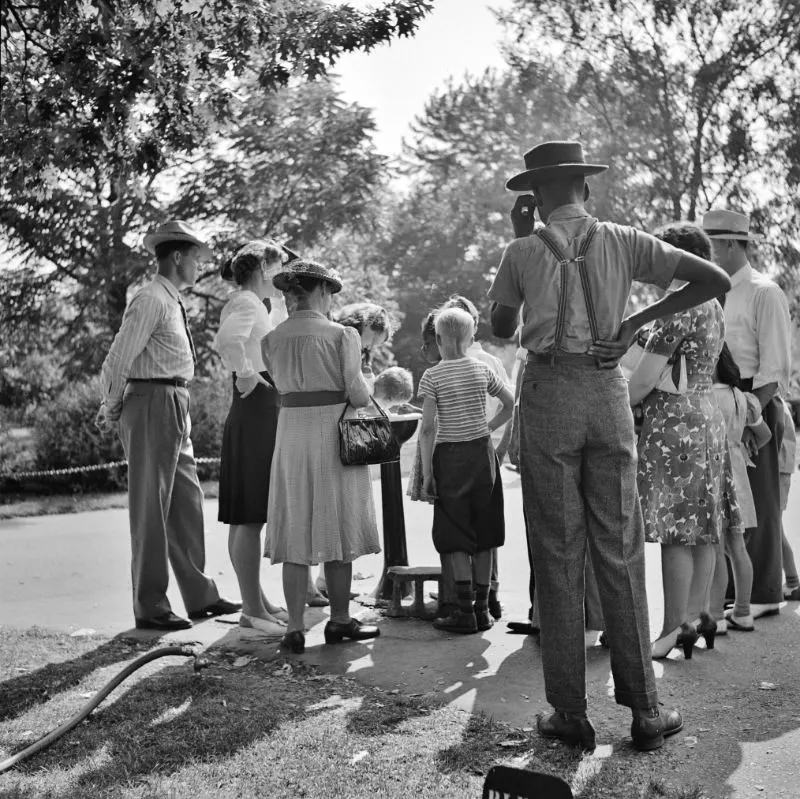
xmin=218 ymin=373 xmax=278 ymax=525
xmin=432 ymin=436 xmax=505 ymax=554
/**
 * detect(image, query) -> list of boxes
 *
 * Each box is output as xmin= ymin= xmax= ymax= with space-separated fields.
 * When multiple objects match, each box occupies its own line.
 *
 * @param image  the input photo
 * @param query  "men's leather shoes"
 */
xmin=506 ymin=620 xmax=539 ymax=635
xmin=324 ymin=618 xmax=380 ymax=644
xmin=135 ymin=612 xmax=192 ymax=631
xmin=188 ymin=598 xmax=242 ymax=620
xmin=537 ymin=711 xmax=596 ymax=751
xmin=631 ymin=707 xmax=683 ymax=751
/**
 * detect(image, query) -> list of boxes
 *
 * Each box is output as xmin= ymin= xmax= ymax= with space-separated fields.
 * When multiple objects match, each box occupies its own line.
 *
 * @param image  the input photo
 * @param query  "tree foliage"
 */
xmin=382 ymin=0 xmax=799 ymax=376
xmin=0 ymin=0 xmax=432 ymax=373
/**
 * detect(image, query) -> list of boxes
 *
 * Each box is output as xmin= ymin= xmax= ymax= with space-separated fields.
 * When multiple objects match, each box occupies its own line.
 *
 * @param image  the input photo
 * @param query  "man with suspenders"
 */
xmin=489 ymin=141 xmax=730 ymax=751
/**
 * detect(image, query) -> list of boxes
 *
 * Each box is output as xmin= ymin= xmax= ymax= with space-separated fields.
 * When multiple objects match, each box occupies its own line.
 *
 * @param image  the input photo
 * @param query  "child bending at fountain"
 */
xmin=417 ymin=307 xmax=514 ymax=634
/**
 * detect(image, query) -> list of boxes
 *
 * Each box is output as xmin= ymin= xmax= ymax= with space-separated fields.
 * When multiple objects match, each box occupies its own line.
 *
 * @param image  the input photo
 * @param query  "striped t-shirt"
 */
xmin=418 ymin=357 xmax=504 ymax=443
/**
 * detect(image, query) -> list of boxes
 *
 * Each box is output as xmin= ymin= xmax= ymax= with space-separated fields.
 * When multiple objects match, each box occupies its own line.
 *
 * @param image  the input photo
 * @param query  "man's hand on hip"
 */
xmin=589 ymin=318 xmax=640 ymax=369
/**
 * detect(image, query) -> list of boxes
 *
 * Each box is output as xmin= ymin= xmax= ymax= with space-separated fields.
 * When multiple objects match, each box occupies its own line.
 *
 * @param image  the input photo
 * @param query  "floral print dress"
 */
xmin=637 ymin=299 xmax=743 ymax=545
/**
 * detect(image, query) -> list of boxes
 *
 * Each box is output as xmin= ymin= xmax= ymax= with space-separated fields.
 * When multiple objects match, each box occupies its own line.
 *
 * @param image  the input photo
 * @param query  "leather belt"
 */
xmin=128 ymin=377 xmax=190 ymax=388
xmin=279 ymin=390 xmax=346 ymax=408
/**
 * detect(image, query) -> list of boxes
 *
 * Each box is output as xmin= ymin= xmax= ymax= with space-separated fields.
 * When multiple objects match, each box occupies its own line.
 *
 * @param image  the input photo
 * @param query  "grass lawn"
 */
xmin=0 ymin=628 xmax=708 ymax=799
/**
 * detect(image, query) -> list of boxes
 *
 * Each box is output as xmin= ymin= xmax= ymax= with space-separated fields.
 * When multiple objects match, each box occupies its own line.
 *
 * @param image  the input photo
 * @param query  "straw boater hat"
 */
xmin=701 ymin=209 xmax=761 ymax=241
xmin=272 ymin=259 xmax=343 ymax=294
xmin=219 ymin=239 xmax=301 ymax=282
xmin=143 ymin=220 xmax=212 ymax=260
xmin=506 ymin=140 xmax=608 ymax=191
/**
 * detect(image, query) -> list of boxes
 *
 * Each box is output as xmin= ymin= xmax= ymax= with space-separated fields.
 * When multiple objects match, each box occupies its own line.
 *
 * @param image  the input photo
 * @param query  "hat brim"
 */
xmin=273 ymin=272 xmax=342 ymax=294
xmin=704 ymin=232 xmax=762 ymax=241
xmin=143 ymin=232 xmax=212 ymax=261
xmin=506 ymin=163 xmax=608 ymax=192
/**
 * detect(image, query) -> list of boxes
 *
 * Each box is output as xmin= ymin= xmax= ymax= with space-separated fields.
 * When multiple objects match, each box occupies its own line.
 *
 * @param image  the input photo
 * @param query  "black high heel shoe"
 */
xmin=697 ymin=613 xmax=716 ymax=650
xmin=676 ymin=622 xmax=699 ymax=659
xmin=280 ymin=630 xmax=305 ymax=654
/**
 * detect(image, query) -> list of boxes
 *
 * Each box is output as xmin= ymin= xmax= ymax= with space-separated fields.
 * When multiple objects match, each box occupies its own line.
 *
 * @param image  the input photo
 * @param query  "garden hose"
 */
xmin=0 ymin=644 xmax=208 ymax=774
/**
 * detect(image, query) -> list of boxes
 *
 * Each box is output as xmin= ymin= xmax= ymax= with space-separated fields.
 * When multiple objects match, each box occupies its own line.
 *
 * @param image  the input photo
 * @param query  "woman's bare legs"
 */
xmin=686 ymin=543 xmax=716 ymax=622
xmin=282 ymin=562 xmax=309 ymax=633
xmin=228 ymin=524 xmax=272 ymax=618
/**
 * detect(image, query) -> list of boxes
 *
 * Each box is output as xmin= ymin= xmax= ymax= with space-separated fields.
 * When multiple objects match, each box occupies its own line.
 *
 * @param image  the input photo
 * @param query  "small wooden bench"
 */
xmin=386 ymin=565 xmax=443 ymax=620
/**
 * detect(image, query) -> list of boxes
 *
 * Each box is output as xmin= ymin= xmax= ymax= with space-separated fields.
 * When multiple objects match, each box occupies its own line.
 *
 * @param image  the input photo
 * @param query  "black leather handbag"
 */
xmin=338 ymin=398 xmax=400 ymax=466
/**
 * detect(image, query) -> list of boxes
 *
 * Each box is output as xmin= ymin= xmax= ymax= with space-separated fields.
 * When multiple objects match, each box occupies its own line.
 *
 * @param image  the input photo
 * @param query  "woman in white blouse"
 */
xmin=214 ymin=240 xmax=290 ymax=635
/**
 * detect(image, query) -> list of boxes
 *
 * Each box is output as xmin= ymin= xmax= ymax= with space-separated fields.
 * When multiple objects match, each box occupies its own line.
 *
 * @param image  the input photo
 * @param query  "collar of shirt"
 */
xmin=466 ymin=342 xmax=484 ymax=356
xmin=547 ymin=203 xmax=591 ymax=222
xmin=728 ymin=262 xmax=752 ymax=290
xmin=154 ymin=273 xmax=181 ymax=302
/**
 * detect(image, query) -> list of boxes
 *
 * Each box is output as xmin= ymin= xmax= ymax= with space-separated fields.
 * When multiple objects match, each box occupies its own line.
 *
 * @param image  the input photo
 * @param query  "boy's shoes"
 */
xmin=537 ymin=711 xmax=596 ymax=751
xmin=488 ymin=589 xmax=503 ymax=620
xmin=783 ymin=584 xmax=800 ymax=601
xmin=433 ymin=610 xmax=478 ymax=634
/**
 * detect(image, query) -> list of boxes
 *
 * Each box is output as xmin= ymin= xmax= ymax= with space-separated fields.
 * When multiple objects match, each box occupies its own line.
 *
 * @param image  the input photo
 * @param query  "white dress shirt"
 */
xmin=214 ymin=290 xmax=283 ymax=377
xmin=100 ymin=275 xmax=195 ymax=418
xmin=724 ymin=263 xmax=792 ymax=397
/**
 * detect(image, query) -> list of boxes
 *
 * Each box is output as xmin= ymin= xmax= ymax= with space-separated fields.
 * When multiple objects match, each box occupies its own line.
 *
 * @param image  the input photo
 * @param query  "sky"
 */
xmin=333 ymin=0 xmax=513 ymax=156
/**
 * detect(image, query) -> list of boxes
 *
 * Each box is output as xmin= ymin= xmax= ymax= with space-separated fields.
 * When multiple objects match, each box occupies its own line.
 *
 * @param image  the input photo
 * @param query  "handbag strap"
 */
xmin=339 ymin=396 xmax=391 ymax=423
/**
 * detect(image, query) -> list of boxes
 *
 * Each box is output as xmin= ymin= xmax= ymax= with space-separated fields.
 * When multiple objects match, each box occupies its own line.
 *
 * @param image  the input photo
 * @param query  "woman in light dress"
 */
xmin=214 ymin=240 xmax=291 ymax=635
xmin=261 ymin=260 xmax=381 ymax=654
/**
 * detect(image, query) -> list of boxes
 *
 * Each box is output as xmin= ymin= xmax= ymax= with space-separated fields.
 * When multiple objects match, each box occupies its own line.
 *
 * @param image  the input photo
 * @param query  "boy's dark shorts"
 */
xmin=432 ymin=435 xmax=505 ymax=554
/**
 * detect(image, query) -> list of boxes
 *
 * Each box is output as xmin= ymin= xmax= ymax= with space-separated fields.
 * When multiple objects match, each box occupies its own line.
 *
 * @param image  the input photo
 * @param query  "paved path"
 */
xmin=1 ymin=469 xmax=799 ymax=797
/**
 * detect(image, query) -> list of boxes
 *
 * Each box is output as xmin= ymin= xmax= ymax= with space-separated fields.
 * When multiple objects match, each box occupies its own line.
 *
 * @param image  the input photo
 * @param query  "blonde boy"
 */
xmin=418 ymin=308 xmax=514 ymax=634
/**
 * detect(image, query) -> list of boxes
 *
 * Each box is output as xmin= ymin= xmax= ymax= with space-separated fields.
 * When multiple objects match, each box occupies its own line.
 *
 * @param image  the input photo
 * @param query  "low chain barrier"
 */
xmin=0 ymin=457 xmax=221 ymax=481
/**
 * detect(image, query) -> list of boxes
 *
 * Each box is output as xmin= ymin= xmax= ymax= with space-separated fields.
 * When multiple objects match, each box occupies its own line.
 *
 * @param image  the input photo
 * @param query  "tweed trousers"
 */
xmin=519 ymin=359 xmax=658 ymax=713
xmin=118 ymin=383 xmax=220 ymax=619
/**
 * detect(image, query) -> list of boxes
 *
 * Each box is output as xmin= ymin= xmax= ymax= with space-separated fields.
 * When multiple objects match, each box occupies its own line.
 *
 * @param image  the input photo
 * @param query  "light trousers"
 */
xmin=118 ymin=383 xmax=219 ymax=619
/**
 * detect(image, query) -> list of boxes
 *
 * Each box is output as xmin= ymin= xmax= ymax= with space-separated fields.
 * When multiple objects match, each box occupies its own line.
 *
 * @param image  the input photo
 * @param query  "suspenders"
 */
xmin=535 ymin=220 xmax=600 ymax=358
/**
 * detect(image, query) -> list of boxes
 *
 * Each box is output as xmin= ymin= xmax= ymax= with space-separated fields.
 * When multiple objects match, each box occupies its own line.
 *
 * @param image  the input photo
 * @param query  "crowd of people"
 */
xmin=95 ymin=139 xmax=796 ymax=755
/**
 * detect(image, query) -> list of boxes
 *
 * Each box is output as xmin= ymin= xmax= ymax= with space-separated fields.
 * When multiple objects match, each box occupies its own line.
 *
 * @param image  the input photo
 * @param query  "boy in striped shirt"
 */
xmin=418 ymin=308 xmax=514 ymax=634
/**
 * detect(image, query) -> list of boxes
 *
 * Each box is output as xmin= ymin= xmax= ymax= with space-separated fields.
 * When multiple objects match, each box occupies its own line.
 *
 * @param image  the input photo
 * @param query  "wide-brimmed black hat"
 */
xmin=219 ymin=239 xmax=301 ymax=282
xmin=272 ymin=259 xmax=343 ymax=294
xmin=506 ymin=141 xmax=608 ymax=191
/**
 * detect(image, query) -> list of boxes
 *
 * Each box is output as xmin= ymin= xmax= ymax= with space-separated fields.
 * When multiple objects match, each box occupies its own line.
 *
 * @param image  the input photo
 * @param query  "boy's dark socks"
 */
xmin=455 ymin=580 xmax=474 ymax=614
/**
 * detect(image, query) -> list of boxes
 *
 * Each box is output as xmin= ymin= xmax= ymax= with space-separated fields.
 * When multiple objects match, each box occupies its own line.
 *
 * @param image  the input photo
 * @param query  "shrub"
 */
xmin=19 ymin=367 xmax=231 ymax=493
xmin=30 ymin=377 xmax=126 ymax=492
xmin=188 ymin=363 xmax=231 ymax=481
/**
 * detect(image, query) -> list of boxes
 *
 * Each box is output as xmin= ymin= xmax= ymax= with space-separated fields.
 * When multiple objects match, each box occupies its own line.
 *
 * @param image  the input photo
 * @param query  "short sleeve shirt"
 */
xmin=418 ymin=357 xmax=504 ymax=443
xmin=488 ymin=204 xmax=683 ymax=353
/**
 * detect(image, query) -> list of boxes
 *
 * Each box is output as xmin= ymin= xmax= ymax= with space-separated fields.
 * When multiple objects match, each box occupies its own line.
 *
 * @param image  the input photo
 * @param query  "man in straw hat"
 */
xmin=96 ymin=220 xmax=241 ymax=630
xmin=489 ymin=141 xmax=731 ymax=751
xmin=703 ymin=208 xmax=792 ymax=626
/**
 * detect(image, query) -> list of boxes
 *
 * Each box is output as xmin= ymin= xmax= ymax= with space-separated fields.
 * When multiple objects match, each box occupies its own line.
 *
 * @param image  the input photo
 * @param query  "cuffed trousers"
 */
xmin=519 ymin=360 xmax=657 ymax=713
xmin=118 ymin=383 xmax=220 ymax=619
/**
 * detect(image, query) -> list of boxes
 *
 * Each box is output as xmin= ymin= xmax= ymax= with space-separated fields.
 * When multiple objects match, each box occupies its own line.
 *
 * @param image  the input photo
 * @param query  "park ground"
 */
xmin=1 ymin=466 xmax=799 ymax=798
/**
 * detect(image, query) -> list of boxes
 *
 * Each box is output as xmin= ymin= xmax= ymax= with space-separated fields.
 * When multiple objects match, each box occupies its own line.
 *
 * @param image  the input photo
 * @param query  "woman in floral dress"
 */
xmin=628 ymin=222 xmax=743 ymax=659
